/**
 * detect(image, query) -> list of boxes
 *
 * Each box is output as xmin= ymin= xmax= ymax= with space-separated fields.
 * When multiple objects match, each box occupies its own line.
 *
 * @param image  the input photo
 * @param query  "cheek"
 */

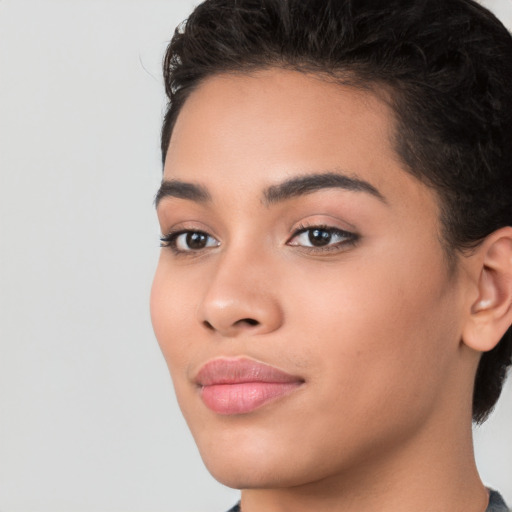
xmin=283 ymin=248 xmax=457 ymax=417
xmin=150 ymin=259 xmax=197 ymax=373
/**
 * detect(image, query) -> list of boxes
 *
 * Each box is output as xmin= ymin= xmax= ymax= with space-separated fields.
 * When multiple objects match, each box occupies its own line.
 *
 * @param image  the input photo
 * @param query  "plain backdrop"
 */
xmin=0 ymin=1 xmax=511 ymax=511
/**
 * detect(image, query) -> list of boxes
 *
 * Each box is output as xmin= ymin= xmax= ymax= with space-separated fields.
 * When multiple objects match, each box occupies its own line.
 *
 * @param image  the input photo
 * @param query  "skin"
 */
xmin=151 ymin=69 xmax=494 ymax=512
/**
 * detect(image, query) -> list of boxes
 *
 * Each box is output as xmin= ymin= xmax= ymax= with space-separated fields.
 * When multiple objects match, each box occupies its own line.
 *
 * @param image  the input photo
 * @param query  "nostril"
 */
xmin=203 ymin=320 xmax=215 ymax=330
xmin=202 ymin=317 xmax=260 ymax=332
xmin=237 ymin=318 xmax=259 ymax=327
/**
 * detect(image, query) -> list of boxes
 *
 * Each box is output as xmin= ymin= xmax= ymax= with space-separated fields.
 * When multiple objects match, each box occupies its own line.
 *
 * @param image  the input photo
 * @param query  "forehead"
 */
xmin=164 ymin=68 xmax=436 ymax=217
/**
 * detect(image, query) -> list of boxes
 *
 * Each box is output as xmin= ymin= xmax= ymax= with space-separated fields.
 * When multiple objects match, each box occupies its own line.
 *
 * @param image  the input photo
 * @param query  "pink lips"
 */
xmin=195 ymin=358 xmax=304 ymax=415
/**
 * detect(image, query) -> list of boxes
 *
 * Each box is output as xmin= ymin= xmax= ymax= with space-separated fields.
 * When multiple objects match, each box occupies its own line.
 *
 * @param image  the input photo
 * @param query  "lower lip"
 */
xmin=200 ymin=382 xmax=302 ymax=415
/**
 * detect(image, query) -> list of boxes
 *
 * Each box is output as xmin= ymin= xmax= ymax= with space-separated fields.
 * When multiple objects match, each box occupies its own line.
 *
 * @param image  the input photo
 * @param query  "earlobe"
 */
xmin=462 ymin=227 xmax=512 ymax=353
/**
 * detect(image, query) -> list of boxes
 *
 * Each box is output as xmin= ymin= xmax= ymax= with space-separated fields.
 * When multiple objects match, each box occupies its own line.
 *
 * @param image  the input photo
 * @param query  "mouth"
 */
xmin=195 ymin=357 xmax=304 ymax=415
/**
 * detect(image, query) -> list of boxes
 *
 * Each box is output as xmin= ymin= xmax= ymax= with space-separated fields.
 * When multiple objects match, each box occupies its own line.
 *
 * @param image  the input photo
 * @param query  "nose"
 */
xmin=197 ymin=251 xmax=284 ymax=338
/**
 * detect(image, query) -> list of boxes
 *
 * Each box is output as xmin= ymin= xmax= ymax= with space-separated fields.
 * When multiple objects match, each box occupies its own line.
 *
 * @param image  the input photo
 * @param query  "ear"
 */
xmin=462 ymin=227 xmax=512 ymax=353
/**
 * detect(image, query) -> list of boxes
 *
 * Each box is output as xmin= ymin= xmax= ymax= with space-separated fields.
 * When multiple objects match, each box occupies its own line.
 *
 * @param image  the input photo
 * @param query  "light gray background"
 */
xmin=0 ymin=1 xmax=511 ymax=511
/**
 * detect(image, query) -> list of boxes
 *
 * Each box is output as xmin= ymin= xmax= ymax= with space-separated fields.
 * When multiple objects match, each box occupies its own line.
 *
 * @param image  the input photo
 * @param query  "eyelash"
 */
xmin=160 ymin=229 xmax=218 ymax=255
xmin=160 ymin=225 xmax=359 ymax=255
xmin=288 ymin=224 xmax=359 ymax=253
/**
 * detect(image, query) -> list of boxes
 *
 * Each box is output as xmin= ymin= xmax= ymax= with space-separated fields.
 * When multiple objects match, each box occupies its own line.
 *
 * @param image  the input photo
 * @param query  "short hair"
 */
xmin=160 ymin=0 xmax=512 ymax=423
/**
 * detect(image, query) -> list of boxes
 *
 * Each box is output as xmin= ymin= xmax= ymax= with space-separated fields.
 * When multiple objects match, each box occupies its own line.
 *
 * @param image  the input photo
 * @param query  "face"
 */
xmin=151 ymin=69 xmax=471 ymax=490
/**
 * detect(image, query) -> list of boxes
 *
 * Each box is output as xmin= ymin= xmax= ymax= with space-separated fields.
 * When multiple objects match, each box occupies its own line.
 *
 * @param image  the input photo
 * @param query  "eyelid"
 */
xmin=287 ymin=223 xmax=359 ymax=252
xmin=159 ymin=220 xmax=218 ymax=242
xmin=159 ymin=220 xmax=359 ymax=255
xmin=160 ymin=227 xmax=220 ymax=255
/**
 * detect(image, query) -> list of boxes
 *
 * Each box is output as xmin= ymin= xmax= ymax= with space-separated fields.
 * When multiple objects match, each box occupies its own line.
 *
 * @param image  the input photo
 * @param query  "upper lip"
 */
xmin=195 ymin=357 xmax=304 ymax=386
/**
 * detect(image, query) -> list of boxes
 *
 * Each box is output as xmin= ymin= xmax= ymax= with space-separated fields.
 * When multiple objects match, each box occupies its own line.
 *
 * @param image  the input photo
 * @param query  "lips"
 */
xmin=195 ymin=358 xmax=304 ymax=415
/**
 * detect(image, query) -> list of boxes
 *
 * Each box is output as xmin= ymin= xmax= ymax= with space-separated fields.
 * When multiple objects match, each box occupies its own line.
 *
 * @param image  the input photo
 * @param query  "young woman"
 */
xmin=151 ymin=1 xmax=512 ymax=510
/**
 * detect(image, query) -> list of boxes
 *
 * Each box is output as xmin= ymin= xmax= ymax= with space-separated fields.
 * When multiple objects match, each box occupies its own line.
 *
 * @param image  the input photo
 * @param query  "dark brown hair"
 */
xmin=161 ymin=0 xmax=512 ymax=423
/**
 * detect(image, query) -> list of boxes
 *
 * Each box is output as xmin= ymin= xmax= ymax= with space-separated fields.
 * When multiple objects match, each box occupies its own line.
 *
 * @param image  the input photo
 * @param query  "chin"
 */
xmin=202 ymin=454 xmax=309 ymax=490
xmin=205 ymin=462 xmax=278 ymax=490
xmin=192 ymin=421 xmax=344 ymax=491
xmin=190 ymin=421 xmax=308 ymax=489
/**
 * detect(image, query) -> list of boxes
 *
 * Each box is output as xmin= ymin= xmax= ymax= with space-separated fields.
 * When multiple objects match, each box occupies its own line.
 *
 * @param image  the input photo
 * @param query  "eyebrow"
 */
xmin=155 ymin=171 xmax=386 ymax=208
xmin=263 ymin=171 xmax=386 ymax=205
xmin=154 ymin=179 xmax=211 ymax=207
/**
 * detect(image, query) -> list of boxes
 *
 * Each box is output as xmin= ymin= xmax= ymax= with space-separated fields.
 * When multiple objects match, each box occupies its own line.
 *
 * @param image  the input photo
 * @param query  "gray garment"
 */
xmin=488 ymin=490 xmax=510 ymax=512
xmin=226 ymin=489 xmax=510 ymax=512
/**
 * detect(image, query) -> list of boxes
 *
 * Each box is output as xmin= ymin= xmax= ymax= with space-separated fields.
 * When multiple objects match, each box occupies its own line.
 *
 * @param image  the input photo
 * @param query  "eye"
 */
xmin=160 ymin=230 xmax=220 ymax=253
xmin=288 ymin=225 xmax=357 ymax=250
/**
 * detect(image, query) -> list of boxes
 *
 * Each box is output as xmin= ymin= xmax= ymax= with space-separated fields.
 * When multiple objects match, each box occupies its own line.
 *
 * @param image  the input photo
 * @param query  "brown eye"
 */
xmin=186 ymin=232 xmax=209 ymax=249
xmin=288 ymin=225 xmax=357 ymax=251
xmin=308 ymin=229 xmax=332 ymax=246
xmin=160 ymin=230 xmax=220 ymax=253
